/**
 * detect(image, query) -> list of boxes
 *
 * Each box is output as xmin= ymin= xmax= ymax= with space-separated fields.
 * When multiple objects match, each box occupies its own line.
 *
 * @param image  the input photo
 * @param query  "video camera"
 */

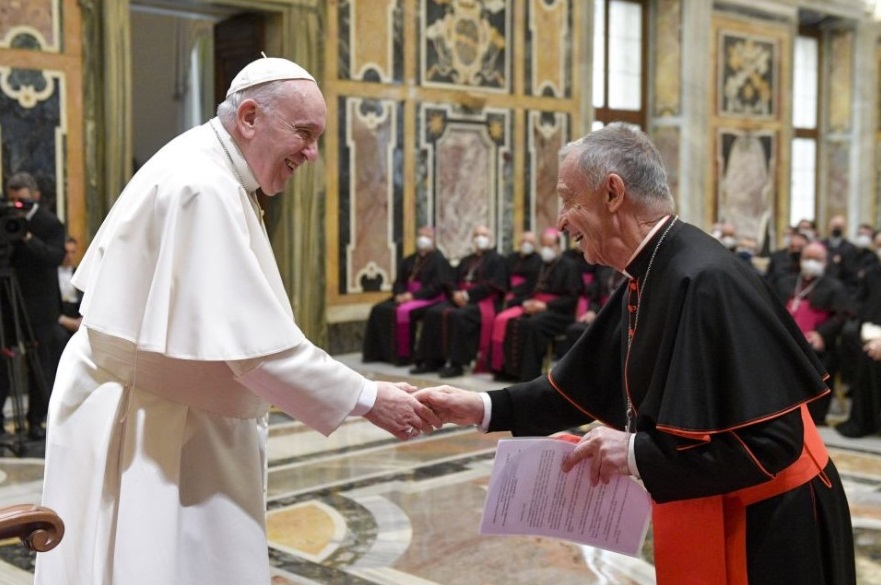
xmin=0 ymin=199 xmax=31 ymax=245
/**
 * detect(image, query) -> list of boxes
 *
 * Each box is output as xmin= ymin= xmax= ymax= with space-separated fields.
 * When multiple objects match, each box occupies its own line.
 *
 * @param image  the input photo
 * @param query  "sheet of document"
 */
xmin=480 ymin=437 xmax=652 ymax=557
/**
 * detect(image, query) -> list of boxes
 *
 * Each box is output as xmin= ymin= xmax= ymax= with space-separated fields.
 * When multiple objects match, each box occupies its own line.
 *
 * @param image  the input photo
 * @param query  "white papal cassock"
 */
xmin=35 ymin=119 xmax=372 ymax=584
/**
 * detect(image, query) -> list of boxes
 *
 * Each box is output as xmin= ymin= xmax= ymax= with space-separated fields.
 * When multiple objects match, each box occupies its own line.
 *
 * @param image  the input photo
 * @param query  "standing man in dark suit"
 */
xmin=0 ymin=172 xmax=66 ymax=439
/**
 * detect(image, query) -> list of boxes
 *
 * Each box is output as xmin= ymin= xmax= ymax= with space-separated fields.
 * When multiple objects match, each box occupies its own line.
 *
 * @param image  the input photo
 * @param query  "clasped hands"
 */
xmin=370 ymin=383 xmax=631 ymax=484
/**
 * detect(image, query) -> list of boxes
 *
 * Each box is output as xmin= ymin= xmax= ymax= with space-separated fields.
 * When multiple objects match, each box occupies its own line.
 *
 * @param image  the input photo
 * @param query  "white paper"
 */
xmin=480 ymin=438 xmax=652 ymax=557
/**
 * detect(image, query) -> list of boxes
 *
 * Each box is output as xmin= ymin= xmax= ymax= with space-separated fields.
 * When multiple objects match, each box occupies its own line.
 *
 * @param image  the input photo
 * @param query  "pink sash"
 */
xmin=489 ymin=293 xmax=558 ymax=372
xmin=394 ymin=282 xmax=441 ymax=359
xmin=504 ymin=274 xmax=526 ymax=302
xmin=490 ymin=307 xmax=525 ymax=371
xmin=787 ymin=299 xmax=829 ymax=336
xmin=461 ymin=280 xmax=501 ymax=373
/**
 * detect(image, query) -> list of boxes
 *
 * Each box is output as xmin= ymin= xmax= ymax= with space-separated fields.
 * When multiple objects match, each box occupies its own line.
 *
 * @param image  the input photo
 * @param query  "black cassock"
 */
xmin=837 ymin=264 xmax=881 ymax=438
xmin=415 ymin=249 xmax=508 ymax=369
xmin=362 ymin=249 xmax=451 ymax=364
xmin=497 ymin=255 xmax=581 ymax=381
xmin=487 ymin=220 xmax=855 ymax=585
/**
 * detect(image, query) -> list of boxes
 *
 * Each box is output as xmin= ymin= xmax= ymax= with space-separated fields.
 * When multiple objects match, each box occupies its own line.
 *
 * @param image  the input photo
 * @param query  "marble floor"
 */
xmin=1 ymin=354 xmax=881 ymax=584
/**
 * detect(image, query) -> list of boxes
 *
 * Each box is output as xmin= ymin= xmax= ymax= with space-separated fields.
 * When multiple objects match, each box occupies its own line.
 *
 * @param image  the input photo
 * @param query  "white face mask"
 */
xmin=855 ymin=234 xmax=873 ymax=249
xmin=800 ymin=259 xmax=825 ymax=279
xmin=540 ymin=246 xmax=557 ymax=263
xmin=416 ymin=236 xmax=432 ymax=251
xmin=720 ymin=236 xmax=738 ymax=250
xmin=782 ymin=235 xmax=792 ymax=248
xmin=473 ymin=235 xmax=491 ymax=251
xmin=520 ymin=242 xmax=535 ymax=255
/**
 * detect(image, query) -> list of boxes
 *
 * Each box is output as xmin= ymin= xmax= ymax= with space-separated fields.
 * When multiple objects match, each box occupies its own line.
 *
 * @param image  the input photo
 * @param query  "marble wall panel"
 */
xmin=338 ymin=0 xmax=403 ymax=83
xmin=418 ymin=104 xmax=512 ymax=263
xmin=717 ymin=30 xmax=778 ymax=119
xmin=421 ymin=0 xmax=511 ymax=92
xmin=652 ymin=125 xmax=680 ymax=203
xmin=0 ymin=67 xmax=64 ymax=207
xmin=825 ymin=141 xmax=850 ymax=219
xmin=828 ymin=29 xmax=854 ymax=134
xmin=715 ymin=128 xmax=776 ymax=251
xmin=525 ymin=0 xmax=572 ymax=98
xmin=0 ymin=0 xmax=58 ymax=52
xmin=526 ymin=110 xmax=568 ymax=232
xmin=653 ymin=0 xmax=681 ymax=116
xmin=338 ymin=97 xmax=404 ymax=294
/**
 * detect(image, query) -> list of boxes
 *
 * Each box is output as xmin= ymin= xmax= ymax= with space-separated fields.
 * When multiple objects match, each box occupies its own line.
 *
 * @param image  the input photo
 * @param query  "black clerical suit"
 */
xmin=503 ymin=250 xmax=541 ymax=307
xmin=495 ymin=255 xmax=580 ymax=382
xmin=772 ymin=271 xmax=852 ymax=424
xmin=362 ymin=249 xmax=451 ymax=365
xmin=836 ymin=264 xmax=881 ymax=438
xmin=0 ymin=203 xmax=66 ymax=434
xmin=412 ymin=248 xmax=507 ymax=372
xmin=486 ymin=219 xmax=854 ymax=585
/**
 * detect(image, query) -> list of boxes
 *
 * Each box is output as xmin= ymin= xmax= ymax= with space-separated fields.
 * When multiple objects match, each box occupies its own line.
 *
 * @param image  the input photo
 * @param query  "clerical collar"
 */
xmin=209 ymin=118 xmax=260 ymax=194
xmin=622 ymin=215 xmax=672 ymax=279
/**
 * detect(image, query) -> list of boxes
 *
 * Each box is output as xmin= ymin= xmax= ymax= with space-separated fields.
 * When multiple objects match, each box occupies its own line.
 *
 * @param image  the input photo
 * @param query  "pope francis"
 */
xmin=34 ymin=57 xmax=439 ymax=584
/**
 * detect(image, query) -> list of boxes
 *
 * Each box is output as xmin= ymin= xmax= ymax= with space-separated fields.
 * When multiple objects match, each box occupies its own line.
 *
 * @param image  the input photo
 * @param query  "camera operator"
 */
xmin=0 ymin=172 xmax=65 ymax=439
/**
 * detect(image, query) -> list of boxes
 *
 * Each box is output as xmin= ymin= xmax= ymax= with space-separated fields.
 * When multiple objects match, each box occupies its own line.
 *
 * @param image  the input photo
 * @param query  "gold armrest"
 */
xmin=0 ymin=504 xmax=64 ymax=552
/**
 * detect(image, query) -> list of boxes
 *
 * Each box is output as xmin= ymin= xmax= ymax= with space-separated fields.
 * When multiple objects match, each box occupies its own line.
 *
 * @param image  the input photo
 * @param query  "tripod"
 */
xmin=0 ymin=264 xmax=50 ymax=457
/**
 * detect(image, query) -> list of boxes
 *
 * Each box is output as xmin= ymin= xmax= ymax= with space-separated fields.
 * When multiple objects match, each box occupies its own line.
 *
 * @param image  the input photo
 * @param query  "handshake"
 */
xmin=363 ymin=381 xmax=485 ymax=441
xmin=363 ymin=380 xmax=633 ymax=485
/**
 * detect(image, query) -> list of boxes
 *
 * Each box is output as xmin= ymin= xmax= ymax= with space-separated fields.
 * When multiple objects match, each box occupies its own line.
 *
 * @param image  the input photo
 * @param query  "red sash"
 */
xmin=652 ymin=405 xmax=829 ymax=584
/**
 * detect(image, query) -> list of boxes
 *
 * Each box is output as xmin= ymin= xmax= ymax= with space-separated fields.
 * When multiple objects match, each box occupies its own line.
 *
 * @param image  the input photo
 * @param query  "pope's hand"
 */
xmin=365 ymin=381 xmax=442 ymax=440
xmin=560 ymin=426 xmax=630 ymax=485
xmin=413 ymin=385 xmax=484 ymax=426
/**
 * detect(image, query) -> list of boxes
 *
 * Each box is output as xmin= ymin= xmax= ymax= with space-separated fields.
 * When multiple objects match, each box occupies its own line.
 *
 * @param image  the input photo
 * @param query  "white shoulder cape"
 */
xmin=73 ymin=120 xmax=306 ymax=360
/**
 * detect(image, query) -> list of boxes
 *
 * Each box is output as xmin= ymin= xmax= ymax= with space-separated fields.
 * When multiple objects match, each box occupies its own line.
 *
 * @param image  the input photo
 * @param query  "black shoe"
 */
xmin=28 ymin=426 xmax=46 ymax=440
xmin=438 ymin=364 xmax=464 ymax=378
xmin=410 ymin=363 xmax=439 ymax=375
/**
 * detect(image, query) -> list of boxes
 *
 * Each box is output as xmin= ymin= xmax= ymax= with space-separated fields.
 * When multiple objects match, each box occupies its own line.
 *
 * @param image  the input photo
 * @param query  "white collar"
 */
xmin=622 ymin=215 xmax=672 ymax=279
xmin=209 ymin=118 xmax=261 ymax=194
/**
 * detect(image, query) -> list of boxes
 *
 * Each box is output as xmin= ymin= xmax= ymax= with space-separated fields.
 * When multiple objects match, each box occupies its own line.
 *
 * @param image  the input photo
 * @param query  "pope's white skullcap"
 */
xmin=226 ymin=56 xmax=315 ymax=97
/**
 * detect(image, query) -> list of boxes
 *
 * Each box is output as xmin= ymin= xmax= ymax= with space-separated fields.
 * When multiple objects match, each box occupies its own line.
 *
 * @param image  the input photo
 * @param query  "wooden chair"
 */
xmin=0 ymin=504 xmax=64 ymax=552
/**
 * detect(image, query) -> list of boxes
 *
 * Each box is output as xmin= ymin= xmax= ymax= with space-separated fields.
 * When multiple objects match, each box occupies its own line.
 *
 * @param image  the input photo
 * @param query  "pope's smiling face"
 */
xmin=243 ymin=80 xmax=326 ymax=195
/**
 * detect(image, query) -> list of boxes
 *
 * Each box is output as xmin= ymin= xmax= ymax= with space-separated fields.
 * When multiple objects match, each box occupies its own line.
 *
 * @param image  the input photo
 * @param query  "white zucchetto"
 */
xmin=226 ymin=56 xmax=315 ymax=97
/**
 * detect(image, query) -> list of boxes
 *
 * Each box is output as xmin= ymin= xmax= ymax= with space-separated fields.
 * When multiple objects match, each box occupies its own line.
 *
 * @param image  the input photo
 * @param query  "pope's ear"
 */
xmin=605 ymin=173 xmax=626 ymax=212
xmin=235 ymin=99 xmax=259 ymax=138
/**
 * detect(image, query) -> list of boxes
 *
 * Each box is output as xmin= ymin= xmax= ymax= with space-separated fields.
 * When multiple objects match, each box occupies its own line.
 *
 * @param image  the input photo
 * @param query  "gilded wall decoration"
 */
xmin=652 ymin=125 xmax=680 ymax=203
xmin=338 ymin=96 xmax=404 ymax=294
xmin=421 ymin=0 xmax=510 ymax=92
xmin=827 ymin=29 xmax=854 ymax=134
xmin=418 ymin=103 xmax=512 ymax=263
xmin=338 ymin=0 xmax=404 ymax=83
xmin=718 ymin=31 xmax=777 ymax=119
xmin=525 ymin=0 xmax=571 ymax=98
xmin=526 ymin=110 xmax=568 ymax=232
xmin=825 ymin=141 xmax=849 ymax=219
xmin=653 ymin=0 xmax=681 ymax=116
xmin=716 ymin=129 xmax=775 ymax=252
xmin=0 ymin=66 xmax=64 ymax=205
xmin=0 ymin=0 xmax=59 ymax=52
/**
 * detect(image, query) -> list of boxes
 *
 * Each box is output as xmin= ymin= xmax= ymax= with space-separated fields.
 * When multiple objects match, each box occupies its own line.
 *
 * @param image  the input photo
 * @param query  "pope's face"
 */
xmin=556 ymin=154 xmax=610 ymax=266
xmin=248 ymin=81 xmax=326 ymax=195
